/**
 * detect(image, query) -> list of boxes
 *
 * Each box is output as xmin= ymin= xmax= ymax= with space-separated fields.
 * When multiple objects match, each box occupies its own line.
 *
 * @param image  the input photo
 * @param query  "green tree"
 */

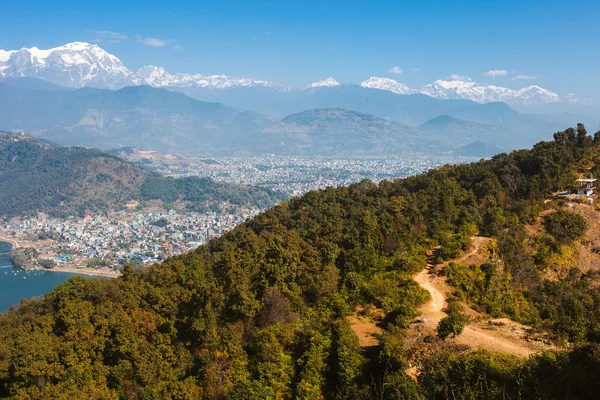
xmin=437 ymin=304 xmax=469 ymax=340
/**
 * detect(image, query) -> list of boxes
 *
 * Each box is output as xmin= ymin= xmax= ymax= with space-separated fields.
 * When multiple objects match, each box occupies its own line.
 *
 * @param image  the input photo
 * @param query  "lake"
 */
xmin=0 ymin=241 xmax=79 ymax=312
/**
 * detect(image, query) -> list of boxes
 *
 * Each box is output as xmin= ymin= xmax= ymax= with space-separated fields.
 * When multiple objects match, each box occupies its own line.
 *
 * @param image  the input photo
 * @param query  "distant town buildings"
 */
xmin=123 ymin=155 xmax=477 ymax=197
xmin=2 ymin=205 xmax=260 ymax=271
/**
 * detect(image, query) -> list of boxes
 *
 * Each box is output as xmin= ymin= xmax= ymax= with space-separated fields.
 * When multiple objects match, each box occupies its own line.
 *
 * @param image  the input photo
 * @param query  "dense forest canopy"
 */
xmin=0 ymin=132 xmax=283 ymax=218
xmin=2 ymin=125 xmax=600 ymax=398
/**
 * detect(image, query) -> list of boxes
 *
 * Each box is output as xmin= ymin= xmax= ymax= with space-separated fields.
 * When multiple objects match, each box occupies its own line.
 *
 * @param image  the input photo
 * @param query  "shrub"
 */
xmin=437 ymin=303 xmax=469 ymax=340
xmin=542 ymin=210 xmax=588 ymax=246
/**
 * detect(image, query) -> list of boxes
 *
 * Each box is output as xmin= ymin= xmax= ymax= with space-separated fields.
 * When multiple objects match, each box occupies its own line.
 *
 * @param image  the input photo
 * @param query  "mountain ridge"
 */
xmin=0 ymin=132 xmax=283 ymax=217
xmin=0 ymin=81 xmax=274 ymax=154
xmin=418 ymin=114 xmax=510 ymax=150
xmin=0 ymin=79 xmax=579 ymax=155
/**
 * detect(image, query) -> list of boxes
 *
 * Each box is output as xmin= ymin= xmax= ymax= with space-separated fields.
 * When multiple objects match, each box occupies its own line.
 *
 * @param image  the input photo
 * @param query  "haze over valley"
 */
xmin=1 ymin=42 xmax=599 ymax=158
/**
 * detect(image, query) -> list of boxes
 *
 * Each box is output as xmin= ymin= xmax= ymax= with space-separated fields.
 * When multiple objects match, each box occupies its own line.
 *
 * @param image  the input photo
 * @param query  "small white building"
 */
xmin=574 ymin=176 xmax=597 ymax=198
xmin=556 ymin=174 xmax=597 ymax=202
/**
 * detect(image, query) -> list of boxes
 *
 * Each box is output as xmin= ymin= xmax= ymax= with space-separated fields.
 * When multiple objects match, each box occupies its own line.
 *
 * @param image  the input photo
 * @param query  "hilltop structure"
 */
xmin=574 ymin=176 xmax=597 ymax=198
xmin=557 ymin=174 xmax=597 ymax=202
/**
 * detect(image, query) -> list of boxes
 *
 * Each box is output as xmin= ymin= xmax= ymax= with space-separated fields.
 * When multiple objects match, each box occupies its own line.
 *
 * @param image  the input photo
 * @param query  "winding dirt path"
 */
xmin=414 ymin=268 xmax=446 ymax=324
xmin=412 ymin=237 xmax=551 ymax=357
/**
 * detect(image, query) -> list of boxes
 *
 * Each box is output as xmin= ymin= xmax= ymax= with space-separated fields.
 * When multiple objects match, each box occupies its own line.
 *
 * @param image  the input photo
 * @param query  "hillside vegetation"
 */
xmin=0 ymin=132 xmax=282 ymax=218
xmin=2 ymin=125 xmax=600 ymax=398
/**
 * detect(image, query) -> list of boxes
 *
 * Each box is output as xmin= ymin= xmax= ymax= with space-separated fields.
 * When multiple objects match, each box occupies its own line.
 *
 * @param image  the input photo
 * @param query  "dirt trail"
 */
xmin=412 ymin=237 xmax=551 ymax=357
xmin=414 ymin=268 xmax=446 ymax=324
xmin=452 ymin=237 xmax=487 ymax=264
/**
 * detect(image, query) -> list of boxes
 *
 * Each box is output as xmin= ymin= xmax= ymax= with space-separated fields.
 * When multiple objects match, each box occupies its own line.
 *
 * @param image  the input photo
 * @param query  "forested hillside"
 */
xmin=0 ymin=132 xmax=282 ymax=217
xmin=2 ymin=125 xmax=600 ymax=399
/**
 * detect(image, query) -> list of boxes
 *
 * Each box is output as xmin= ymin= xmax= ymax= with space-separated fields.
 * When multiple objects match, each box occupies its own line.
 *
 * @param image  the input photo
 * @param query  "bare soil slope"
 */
xmin=346 ymin=307 xmax=384 ymax=348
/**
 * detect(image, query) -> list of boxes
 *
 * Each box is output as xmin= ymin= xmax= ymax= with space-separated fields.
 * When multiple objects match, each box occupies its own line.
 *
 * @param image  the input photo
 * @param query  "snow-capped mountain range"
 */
xmin=0 ymin=42 xmax=596 ymax=107
xmin=360 ymin=77 xmax=414 ymax=95
xmin=133 ymin=65 xmax=286 ymax=90
xmin=0 ymin=42 xmax=285 ymax=91
xmin=305 ymin=77 xmax=340 ymax=89
xmin=361 ymin=76 xmax=597 ymax=107
xmin=0 ymin=42 xmax=131 ymax=89
xmin=418 ymin=78 xmax=562 ymax=105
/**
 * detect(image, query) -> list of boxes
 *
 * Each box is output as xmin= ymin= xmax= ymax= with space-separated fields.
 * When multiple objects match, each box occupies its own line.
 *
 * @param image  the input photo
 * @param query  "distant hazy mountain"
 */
xmin=0 ymin=77 xmax=73 ymax=91
xmin=2 ymin=75 xmax=591 ymax=155
xmin=175 ymin=83 xmax=576 ymax=142
xmin=0 ymin=82 xmax=272 ymax=154
xmin=0 ymin=132 xmax=282 ymax=217
xmin=244 ymin=108 xmax=442 ymax=156
xmin=208 ymin=83 xmax=523 ymax=126
xmin=267 ymin=86 xmax=588 ymax=149
xmin=0 ymin=78 xmax=581 ymax=155
xmin=418 ymin=115 xmax=509 ymax=149
xmin=453 ymin=141 xmax=505 ymax=158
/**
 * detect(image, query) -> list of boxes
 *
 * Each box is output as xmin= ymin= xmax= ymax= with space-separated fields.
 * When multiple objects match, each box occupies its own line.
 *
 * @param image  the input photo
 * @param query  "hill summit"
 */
xmin=247 ymin=108 xmax=440 ymax=155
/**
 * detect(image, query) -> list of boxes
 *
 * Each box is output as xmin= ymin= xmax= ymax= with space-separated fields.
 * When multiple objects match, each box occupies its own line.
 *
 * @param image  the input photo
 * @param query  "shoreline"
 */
xmin=0 ymin=238 xmax=120 ymax=279
xmin=45 ymin=266 xmax=120 ymax=279
xmin=0 ymin=237 xmax=19 ymax=250
xmin=0 ymin=235 xmax=54 ymax=250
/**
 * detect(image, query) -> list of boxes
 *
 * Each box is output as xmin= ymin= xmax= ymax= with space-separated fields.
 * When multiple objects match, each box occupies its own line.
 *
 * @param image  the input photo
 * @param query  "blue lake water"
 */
xmin=0 ymin=241 xmax=79 ymax=312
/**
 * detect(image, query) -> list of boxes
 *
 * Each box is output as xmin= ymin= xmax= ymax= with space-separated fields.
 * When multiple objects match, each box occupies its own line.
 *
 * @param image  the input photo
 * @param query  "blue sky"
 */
xmin=1 ymin=0 xmax=599 ymax=96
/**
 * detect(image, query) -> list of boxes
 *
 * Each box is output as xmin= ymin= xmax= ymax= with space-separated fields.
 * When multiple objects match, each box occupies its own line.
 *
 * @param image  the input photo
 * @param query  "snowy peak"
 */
xmin=306 ymin=77 xmax=340 ymax=89
xmin=184 ymin=74 xmax=285 ymax=90
xmin=13 ymin=42 xmax=124 ymax=64
xmin=513 ymin=85 xmax=561 ymax=103
xmin=360 ymin=77 xmax=415 ymax=95
xmin=0 ymin=49 xmax=15 ymax=63
xmin=421 ymin=79 xmax=483 ymax=101
xmin=133 ymin=65 xmax=176 ymax=86
xmin=0 ymin=42 xmax=284 ymax=91
xmin=361 ymin=77 xmax=596 ymax=107
xmin=0 ymin=42 xmax=132 ymax=89
xmin=1 ymin=42 xmax=596 ymax=107
xmin=131 ymin=66 xmax=285 ymax=90
xmin=414 ymin=79 xmax=564 ymax=106
xmin=58 ymin=42 xmax=100 ymax=51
